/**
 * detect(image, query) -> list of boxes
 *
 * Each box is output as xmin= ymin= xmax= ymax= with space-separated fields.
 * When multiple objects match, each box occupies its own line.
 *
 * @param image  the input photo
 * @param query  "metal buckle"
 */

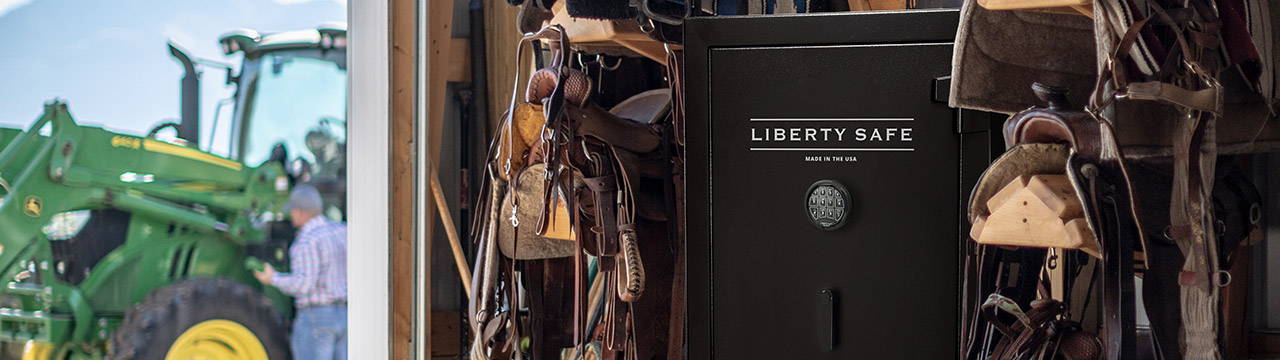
xmin=1214 ymin=270 xmax=1232 ymax=288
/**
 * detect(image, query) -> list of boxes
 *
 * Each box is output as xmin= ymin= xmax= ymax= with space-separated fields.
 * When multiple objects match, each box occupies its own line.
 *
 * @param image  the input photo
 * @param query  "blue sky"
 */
xmin=0 ymin=0 xmax=345 ymax=153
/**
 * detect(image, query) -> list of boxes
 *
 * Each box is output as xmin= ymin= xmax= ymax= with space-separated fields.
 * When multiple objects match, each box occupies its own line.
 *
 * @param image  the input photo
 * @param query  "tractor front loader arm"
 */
xmin=0 ymin=102 xmax=103 ymax=285
xmin=0 ymin=101 xmax=289 ymax=348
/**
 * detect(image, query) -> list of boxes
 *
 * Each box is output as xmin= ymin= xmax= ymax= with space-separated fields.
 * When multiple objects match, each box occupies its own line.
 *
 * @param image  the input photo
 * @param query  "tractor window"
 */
xmin=241 ymin=55 xmax=347 ymax=173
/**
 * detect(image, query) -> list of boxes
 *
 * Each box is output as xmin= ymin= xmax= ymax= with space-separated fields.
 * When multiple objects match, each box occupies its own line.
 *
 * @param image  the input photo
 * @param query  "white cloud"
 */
xmin=0 ymin=0 xmax=33 ymax=18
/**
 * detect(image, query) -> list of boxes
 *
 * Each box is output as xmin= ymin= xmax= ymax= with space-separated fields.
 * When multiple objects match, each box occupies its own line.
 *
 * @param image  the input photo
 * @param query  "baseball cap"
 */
xmin=285 ymin=184 xmax=324 ymax=213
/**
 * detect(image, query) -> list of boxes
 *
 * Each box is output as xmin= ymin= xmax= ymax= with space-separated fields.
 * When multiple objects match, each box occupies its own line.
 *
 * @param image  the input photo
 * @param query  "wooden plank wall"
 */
xmin=431 ymin=311 xmax=463 ymax=359
xmin=389 ymin=0 xmax=417 ymax=357
xmin=484 ymin=0 xmax=524 ymax=131
xmin=390 ymin=1 xmax=519 ymax=359
xmin=422 ymin=0 xmax=455 ymax=358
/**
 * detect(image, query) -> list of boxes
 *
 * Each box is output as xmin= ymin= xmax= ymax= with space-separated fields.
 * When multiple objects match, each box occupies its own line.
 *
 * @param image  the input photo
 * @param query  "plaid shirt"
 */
xmin=272 ymin=216 xmax=348 ymax=308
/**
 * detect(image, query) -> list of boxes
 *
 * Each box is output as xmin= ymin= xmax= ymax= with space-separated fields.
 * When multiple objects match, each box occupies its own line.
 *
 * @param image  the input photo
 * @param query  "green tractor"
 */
xmin=1 ymin=24 xmax=347 ymax=360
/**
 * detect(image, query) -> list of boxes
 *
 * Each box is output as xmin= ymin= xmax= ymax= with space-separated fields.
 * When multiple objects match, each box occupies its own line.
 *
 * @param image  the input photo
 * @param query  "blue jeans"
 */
xmin=291 ymin=305 xmax=347 ymax=360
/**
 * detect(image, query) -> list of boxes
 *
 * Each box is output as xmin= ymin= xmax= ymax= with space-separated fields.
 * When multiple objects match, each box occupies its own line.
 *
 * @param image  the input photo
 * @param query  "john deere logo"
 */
xmin=23 ymin=196 xmax=42 ymax=217
xmin=806 ymin=180 xmax=850 ymax=231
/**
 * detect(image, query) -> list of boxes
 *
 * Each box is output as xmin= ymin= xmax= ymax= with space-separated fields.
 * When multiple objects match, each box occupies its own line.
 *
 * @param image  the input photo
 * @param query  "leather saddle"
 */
xmin=966 ymin=83 xmax=1144 ymax=359
xmin=498 ymin=74 xmax=670 ymax=260
xmin=971 ymin=83 xmax=1148 ymax=262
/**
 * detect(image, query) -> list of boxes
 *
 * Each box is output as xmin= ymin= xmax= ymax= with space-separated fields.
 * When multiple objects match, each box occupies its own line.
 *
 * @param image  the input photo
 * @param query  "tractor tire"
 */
xmin=107 ymin=278 xmax=291 ymax=360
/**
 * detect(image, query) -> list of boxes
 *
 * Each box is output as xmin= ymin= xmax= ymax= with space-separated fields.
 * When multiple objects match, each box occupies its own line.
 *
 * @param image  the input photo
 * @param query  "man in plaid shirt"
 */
xmin=255 ymin=184 xmax=348 ymax=360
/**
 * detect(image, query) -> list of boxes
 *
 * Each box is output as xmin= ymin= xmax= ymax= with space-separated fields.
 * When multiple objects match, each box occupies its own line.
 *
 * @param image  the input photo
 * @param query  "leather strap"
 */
xmin=1092 ymin=2 xmax=1228 ymax=357
xmin=508 ymin=257 xmax=523 ymax=360
xmin=470 ymin=173 xmax=506 ymax=360
xmin=1094 ymin=11 xmax=1223 ymax=113
xmin=584 ymin=174 xmax=619 ymax=256
xmin=665 ymin=48 xmax=685 ymax=147
xmin=1123 ymin=81 xmax=1219 ymax=112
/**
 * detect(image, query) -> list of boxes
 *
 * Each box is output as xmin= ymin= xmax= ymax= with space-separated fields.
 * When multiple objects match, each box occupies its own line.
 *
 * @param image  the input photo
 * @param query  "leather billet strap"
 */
xmin=534 ymin=100 xmax=584 ymax=247
xmin=572 ymin=235 xmax=586 ymax=355
xmin=500 ymin=268 xmax=519 ymax=357
xmin=604 ymin=282 xmax=632 ymax=353
xmin=468 ymin=173 xmax=489 ymax=318
xmin=469 ymin=172 xmax=506 ymax=360
xmin=584 ymin=174 xmax=620 ymax=256
xmin=1121 ymin=81 xmax=1218 ymax=112
xmin=533 ymin=162 xmax=574 ymax=240
xmin=607 ymin=145 xmax=639 ymax=226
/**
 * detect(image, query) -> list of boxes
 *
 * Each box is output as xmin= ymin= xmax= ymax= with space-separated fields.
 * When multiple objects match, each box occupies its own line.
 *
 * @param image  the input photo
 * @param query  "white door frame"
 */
xmin=347 ymin=0 xmax=391 ymax=357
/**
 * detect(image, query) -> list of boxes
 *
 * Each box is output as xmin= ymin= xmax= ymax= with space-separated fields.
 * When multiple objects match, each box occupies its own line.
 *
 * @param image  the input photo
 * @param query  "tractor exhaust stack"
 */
xmin=168 ymin=43 xmax=200 ymax=147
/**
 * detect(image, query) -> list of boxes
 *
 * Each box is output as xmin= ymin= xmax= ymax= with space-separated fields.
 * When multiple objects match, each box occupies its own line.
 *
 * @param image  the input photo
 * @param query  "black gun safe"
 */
xmin=684 ymin=9 xmax=1001 ymax=359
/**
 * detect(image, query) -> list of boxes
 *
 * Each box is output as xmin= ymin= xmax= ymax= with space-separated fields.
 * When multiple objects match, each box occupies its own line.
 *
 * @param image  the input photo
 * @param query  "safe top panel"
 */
xmin=685 ymin=10 xmax=963 ymax=359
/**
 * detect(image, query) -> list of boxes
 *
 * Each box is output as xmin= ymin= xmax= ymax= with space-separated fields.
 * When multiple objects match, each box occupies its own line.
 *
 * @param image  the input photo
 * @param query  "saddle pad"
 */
xmin=609 ymin=88 xmax=672 ymax=125
xmin=950 ymin=0 xmax=1096 ymax=114
xmin=968 ymin=143 xmax=1070 ymax=223
xmin=952 ymin=0 xmax=1280 ymax=155
xmin=498 ymin=163 xmax=578 ymax=260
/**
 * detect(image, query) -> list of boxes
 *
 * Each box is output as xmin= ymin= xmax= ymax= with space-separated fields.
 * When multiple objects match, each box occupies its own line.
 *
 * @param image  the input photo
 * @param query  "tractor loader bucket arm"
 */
xmin=0 ymin=101 xmax=290 ymax=346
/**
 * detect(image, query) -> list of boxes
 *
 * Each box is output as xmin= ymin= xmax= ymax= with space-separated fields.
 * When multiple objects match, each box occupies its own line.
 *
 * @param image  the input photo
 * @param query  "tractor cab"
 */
xmin=170 ymin=24 xmax=348 ymax=221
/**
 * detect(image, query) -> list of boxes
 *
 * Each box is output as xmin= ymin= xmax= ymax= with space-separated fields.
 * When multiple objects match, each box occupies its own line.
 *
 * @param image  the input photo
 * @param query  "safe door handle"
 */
xmin=817 ymin=288 xmax=838 ymax=351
